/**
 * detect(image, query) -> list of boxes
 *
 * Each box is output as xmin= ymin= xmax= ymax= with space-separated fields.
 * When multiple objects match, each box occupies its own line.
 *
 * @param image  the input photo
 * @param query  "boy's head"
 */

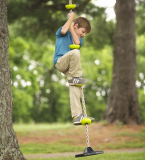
xmin=74 ymin=17 xmax=91 ymax=35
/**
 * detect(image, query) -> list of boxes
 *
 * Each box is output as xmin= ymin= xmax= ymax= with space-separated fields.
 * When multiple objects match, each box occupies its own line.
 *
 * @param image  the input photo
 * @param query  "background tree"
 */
xmin=7 ymin=0 xmax=98 ymax=40
xmin=0 ymin=0 xmax=25 ymax=159
xmin=103 ymin=0 xmax=141 ymax=124
xmin=8 ymin=0 xmax=113 ymax=123
xmin=6 ymin=0 xmax=145 ymax=123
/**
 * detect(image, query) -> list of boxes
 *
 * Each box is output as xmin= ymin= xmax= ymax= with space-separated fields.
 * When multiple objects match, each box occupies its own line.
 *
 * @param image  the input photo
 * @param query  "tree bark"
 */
xmin=0 ymin=0 xmax=26 ymax=159
xmin=103 ymin=0 xmax=141 ymax=124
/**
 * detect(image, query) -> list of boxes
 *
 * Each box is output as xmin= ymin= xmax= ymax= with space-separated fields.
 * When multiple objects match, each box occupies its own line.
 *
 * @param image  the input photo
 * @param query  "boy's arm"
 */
xmin=69 ymin=22 xmax=80 ymax=45
xmin=61 ymin=12 xmax=75 ymax=35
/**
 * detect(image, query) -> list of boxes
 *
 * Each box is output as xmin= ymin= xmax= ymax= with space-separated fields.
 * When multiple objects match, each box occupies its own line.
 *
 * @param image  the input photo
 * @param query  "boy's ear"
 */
xmin=74 ymin=23 xmax=79 ymax=29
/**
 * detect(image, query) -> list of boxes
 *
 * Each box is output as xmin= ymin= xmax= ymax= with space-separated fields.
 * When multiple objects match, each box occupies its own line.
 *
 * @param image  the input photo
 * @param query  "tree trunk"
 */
xmin=103 ymin=0 xmax=141 ymax=124
xmin=0 ymin=0 xmax=26 ymax=159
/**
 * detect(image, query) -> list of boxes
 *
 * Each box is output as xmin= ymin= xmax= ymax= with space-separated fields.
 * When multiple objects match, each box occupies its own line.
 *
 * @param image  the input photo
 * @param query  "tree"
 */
xmin=103 ymin=0 xmax=141 ymax=124
xmin=0 ymin=0 xmax=26 ymax=159
xmin=7 ymin=0 xmax=97 ymax=40
xmin=7 ymin=0 xmax=111 ymax=123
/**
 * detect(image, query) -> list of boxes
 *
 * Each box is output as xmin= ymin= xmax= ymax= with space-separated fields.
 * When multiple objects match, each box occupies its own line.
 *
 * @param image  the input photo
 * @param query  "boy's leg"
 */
xmin=55 ymin=49 xmax=82 ymax=77
xmin=55 ymin=49 xmax=95 ymax=124
xmin=55 ymin=49 xmax=83 ymax=118
xmin=69 ymin=85 xmax=95 ymax=125
xmin=69 ymin=85 xmax=82 ymax=118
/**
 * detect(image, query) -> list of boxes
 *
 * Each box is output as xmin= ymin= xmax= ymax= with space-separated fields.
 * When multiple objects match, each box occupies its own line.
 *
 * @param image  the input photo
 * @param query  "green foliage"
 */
xmin=9 ymin=24 xmax=114 ymax=123
xmin=9 ymin=35 xmax=39 ymax=122
xmin=12 ymin=89 xmax=33 ymax=123
xmin=86 ymin=17 xmax=115 ymax=49
xmin=136 ymin=0 xmax=145 ymax=36
xmin=81 ymin=46 xmax=113 ymax=120
xmin=7 ymin=0 xmax=145 ymax=123
xmin=8 ymin=0 xmax=115 ymax=123
xmin=9 ymin=29 xmax=145 ymax=123
xmin=136 ymin=34 xmax=145 ymax=122
xmin=9 ymin=30 xmax=72 ymax=123
xmin=7 ymin=0 xmax=101 ymax=41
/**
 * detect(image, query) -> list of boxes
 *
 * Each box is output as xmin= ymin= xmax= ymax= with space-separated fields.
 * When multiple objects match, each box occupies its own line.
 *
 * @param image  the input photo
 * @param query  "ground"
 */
xmin=16 ymin=122 xmax=145 ymax=149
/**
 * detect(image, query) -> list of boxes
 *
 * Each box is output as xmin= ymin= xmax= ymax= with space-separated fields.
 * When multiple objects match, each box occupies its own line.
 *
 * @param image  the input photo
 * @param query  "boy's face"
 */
xmin=74 ymin=24 xmax=87 ymax=38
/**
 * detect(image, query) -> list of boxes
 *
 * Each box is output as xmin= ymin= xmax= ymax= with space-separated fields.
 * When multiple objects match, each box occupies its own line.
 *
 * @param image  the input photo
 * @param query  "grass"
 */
xmin=115 ymin=132 xmax=145 ymax=140
xmin=19 ymin=141 xmax=145 ymax=155
xmin=13 ymin=123 xmax=72 ymax=136
xmin=20 ymin=143 xmax=84 ymax=154
xmin=13 ymin=123 xmax=145 ymax=156
xmin=27 ymin=152 xmax=145 ymax=160
xmin=13 ymin=123 xmax=72 ymax=132
xmin=105 ymin=141 xmax=145 ymax=149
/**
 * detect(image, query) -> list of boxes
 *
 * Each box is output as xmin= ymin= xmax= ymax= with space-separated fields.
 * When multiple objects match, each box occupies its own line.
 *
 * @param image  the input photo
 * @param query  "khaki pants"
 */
xmin=55 ymin=49 xmax=83 ymax=117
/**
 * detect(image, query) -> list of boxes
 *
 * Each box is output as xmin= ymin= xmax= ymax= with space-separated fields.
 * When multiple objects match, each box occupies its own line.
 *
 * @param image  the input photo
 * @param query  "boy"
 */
xmin=53 ymin=12 xmax=95 ymax=125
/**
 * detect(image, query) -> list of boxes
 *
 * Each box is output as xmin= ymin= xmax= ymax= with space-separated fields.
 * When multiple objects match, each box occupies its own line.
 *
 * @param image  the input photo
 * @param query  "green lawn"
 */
xmin=26 ymin=152 xmax=145 ymax=160
xmin=13 ymin=123 xmax=72 ymax=132
xmin=19 ymin=142 xmax=145 ymax=155
xmin=13 ymin=123 xmax=145 ymax=159
xmin=20 ymin=143 xmax=84 ymax=154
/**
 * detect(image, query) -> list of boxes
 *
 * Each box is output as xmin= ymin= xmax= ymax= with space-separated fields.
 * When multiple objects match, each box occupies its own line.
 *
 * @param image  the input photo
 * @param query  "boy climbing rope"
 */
xmin=53 ymin=11 xmax=95 ymax=125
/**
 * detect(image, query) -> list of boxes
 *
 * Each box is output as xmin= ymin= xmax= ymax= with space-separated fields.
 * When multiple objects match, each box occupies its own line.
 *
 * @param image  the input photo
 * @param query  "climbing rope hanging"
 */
xmin=80 ymin=87 xmax=90 ymax=147
xmin=65 ymin=0 xmax=76 ymax=10
xmin=69 ymin=0 xmax=72 ymax=12
xmin=75 ymin=86 xmax=104 ymax=158
xmin=65 ymin=0 xmax=80 ymax=49
xmin=65 ymin=0 xmax=104 ymax=158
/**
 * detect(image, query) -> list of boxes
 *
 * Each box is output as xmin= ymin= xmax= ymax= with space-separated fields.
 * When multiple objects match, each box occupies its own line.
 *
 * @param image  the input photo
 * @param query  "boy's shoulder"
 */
xmin=56 ymin=26 xmax=62 ymax=34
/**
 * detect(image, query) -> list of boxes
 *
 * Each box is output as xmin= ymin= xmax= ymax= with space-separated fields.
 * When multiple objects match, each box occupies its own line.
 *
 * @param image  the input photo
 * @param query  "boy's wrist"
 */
xmin=68 ymin=12 xmax=75 ymax=20
xmin=70 ymin=23 xmax=74 ymax=31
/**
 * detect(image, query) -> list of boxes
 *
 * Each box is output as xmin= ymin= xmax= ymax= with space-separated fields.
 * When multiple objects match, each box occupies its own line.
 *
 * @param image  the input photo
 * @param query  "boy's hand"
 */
xmin=69 ymin=11 xmax=75 ymax=19
xmin=69 ymin=22 xmax=74 ymax=31
xmin=61 ymin=11 xmax=75 ymax=35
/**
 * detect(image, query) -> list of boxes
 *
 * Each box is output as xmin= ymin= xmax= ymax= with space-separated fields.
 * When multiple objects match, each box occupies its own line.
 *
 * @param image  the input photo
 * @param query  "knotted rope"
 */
xmin=80 ymin=86 xmax=90 ymax=147
xmin=68 ymin=0 xmax=90 ymax=146
xmin=69 ymin=0 xmax=72 ymax=12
